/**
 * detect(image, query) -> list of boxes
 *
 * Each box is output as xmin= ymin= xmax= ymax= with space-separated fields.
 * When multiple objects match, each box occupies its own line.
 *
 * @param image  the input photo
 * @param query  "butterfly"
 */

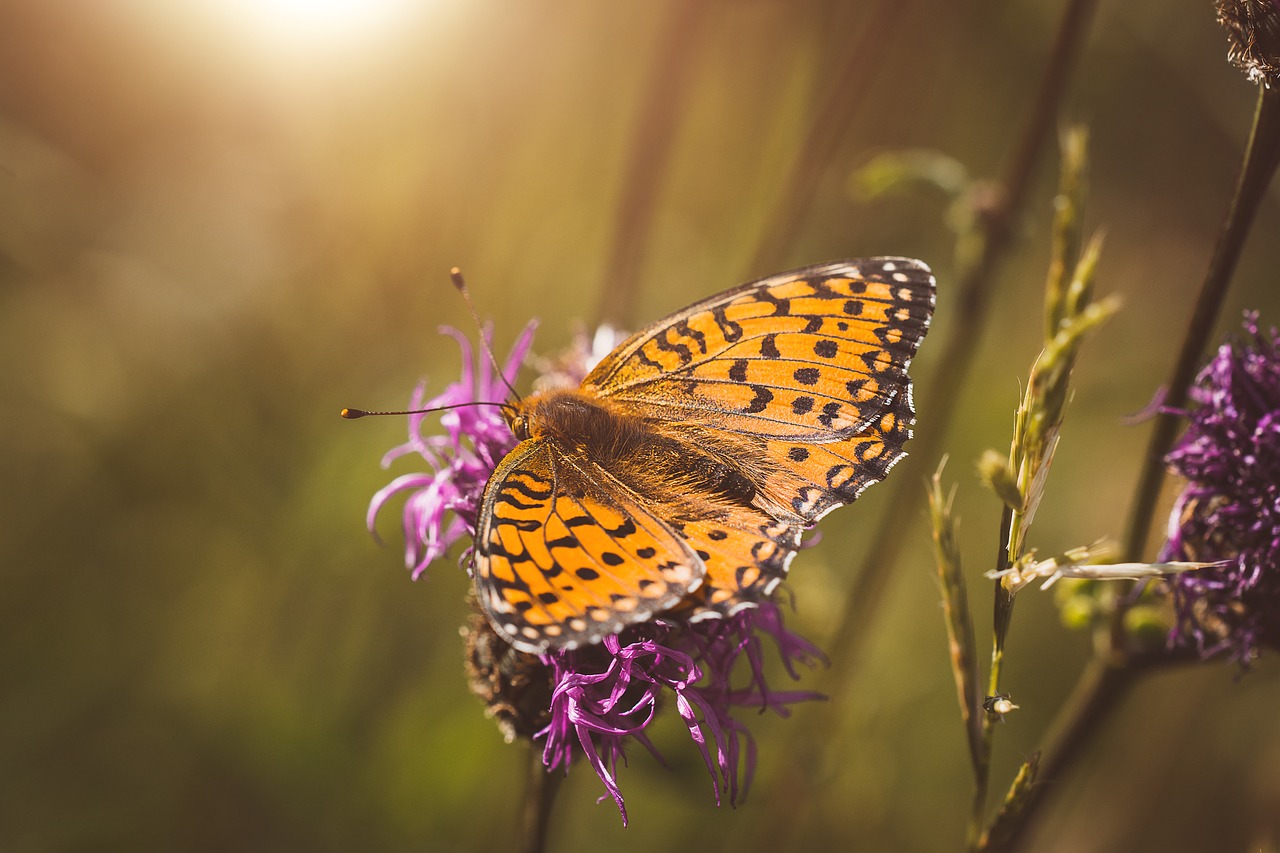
xmin=473 ymin=259 xmax=935 ymax=653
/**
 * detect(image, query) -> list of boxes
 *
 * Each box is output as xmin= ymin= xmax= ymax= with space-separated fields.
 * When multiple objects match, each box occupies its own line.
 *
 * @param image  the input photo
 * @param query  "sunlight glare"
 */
xmin=222 ymin=0 xmax=421 ymax=51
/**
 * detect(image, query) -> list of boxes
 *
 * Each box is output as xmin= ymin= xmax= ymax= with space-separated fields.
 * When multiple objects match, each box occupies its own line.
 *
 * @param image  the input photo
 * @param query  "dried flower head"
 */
xmin=1216 ymin=0 xmax=1280 ymax=86
xmin=1161 ymin=313 xmax=1280 ymax=663
xmin=465 ymin=609 xmax=554 ymax=742
xmin=368 ymin=323 xmax=825 ymax=824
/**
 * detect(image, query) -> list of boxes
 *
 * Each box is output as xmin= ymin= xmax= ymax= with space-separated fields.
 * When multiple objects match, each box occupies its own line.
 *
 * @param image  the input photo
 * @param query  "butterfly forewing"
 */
xmin=584 ymin=259 xmax=934 ymax=442
xmin=474 ymin=439 xmax=704 ymax=652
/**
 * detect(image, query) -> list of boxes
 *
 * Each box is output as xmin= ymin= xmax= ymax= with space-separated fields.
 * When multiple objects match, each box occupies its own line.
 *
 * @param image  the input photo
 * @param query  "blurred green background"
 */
xmin=3 ymin=2 xmax=1280 ymax=851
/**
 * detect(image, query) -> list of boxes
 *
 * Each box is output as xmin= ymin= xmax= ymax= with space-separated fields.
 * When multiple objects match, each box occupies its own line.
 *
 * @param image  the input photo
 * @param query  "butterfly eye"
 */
xmin=511 ymin=414 xmax=530 ymax=441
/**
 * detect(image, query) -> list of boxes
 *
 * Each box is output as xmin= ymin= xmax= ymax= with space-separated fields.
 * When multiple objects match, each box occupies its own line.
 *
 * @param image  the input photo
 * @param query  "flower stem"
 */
xmin=1123 ymin=84 xmax=1280 ymax=563
xmin=967 ymin=667 xmax=999 ymax=849
xmin=980 ymin=651 xmax=1152 ymax=853
xmin=967 ymin=504 xmax=1018 ymax=848
xmin=519 ymin=746 xmax=562 ymax=853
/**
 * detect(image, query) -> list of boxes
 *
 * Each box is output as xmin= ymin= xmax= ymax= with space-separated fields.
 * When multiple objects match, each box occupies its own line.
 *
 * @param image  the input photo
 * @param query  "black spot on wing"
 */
xmin=493 ymin=492 xmax=543 ymax=511
xmin=653 ymin=326 xmax=695 ymax=365
xmin=712 ymin=305 xmax=744 ymax=342
xmin=817 ymin=401 xmax=842 ymax=427
xmin=501 ymin=472 xmax=554 ymax=500
xmin=814 ymin=339 xmax=838 ymax=358
xmin=745 ymin=386 xmax=774 ymax=413
xmin=793 ymin=367 xmax=820 ymax=385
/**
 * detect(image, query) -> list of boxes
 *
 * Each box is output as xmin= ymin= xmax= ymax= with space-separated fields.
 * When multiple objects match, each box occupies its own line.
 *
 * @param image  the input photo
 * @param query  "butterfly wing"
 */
xmin=583 ymin=258 xmax=934 ymax=614
xmin=473 ymin=436 xmax=704 ymax=652
xmin=658 ymin=387 xmax=918 ymax=618
xmin=584 ymin=258 xmax=934 ymax=445
xmin=670 ymin=511 xmax=803 ymax=617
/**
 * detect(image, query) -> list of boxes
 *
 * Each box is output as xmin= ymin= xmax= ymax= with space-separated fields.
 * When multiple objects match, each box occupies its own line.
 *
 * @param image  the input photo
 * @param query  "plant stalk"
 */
xmin=519 ymin=746 xmax=563 ymax=853
xmin=1123 ymin=84 xmax=1280 ymax=562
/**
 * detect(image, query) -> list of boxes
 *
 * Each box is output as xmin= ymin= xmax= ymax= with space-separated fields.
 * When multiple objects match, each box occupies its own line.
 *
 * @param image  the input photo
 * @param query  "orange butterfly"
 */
xmin=474 ymin=259 xmax=935 ymax=653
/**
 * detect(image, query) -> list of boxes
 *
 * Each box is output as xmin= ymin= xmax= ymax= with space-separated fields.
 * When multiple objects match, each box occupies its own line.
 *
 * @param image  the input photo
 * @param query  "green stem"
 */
xmin=968 ymin=503 xmax=1018 ymax=848
xmin=968 ymin=754 xmax=992 ymax=851
xmin=982 ymin=653 xmax=1151 ymax=853
xmin=1123 ymin=84 xmax=1280 ymax=562
xmin=967 ymin=654 xmax=999 ymax=849
xmin=519 ymin=745 xmax=563 ymax=853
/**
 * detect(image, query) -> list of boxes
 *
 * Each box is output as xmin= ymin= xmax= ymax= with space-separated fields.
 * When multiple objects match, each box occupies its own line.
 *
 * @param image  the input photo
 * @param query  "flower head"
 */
xmin=1216 ymin=0 xmax=1280 ymax=86
xmin=537 ymin=603 xmax=825 ymax=825
xmin=1161 ymin=313 xmax=1280 ymax=663
xmin=369 ymin=323 xmax=826 ymax=823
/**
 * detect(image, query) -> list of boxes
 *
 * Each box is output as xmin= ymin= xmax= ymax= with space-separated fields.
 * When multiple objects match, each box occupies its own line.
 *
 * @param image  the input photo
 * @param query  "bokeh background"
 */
xmin=4 ymin=2 xmax=1280 ymax=851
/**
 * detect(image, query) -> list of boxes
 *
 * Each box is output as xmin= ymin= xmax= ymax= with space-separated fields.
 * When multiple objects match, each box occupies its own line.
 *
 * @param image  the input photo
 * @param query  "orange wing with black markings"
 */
xmin=584 ymin=258 xmax=933 ymax=442
xmin=671 ymin=510 xmax=802 ymax=618
xmin=473 ymin=437 xmax=704 ymax=652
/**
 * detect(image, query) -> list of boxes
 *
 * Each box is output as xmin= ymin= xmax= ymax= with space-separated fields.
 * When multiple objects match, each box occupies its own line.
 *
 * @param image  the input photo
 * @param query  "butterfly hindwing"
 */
xmin=674 ymin=512 xmax=802 ymax=616
xmin=658 ymin=389 xmax=913 ymax=618
xmin=758 ymin=387 xmax=916 ymax=524
xmin=473 ymin=438 xmax=704 ymax=652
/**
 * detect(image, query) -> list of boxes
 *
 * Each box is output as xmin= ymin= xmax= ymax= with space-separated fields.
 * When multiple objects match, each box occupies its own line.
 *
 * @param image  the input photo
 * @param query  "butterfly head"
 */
xmin=502 ymin=401 xmax=532 ymax=441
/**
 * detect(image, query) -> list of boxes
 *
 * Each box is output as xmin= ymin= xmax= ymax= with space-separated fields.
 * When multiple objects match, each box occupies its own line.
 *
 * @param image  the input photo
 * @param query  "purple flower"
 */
xmin=1161 ymin=313 xmax=1280 ymax=664
xmin=368 ymin=322 xmax=535 ymax=577
xmin=538 ymin=604 xmax=825 ymax=825
xmin=369 ymin=324 xmax=826 ymax=824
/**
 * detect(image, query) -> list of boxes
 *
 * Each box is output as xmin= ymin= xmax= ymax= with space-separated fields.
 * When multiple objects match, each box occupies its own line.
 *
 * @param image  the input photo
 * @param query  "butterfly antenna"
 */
xmin=341 ymin=401 xmax=507 ymax=419
xmin=451 ymin=267 xmax=523 ymax=402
